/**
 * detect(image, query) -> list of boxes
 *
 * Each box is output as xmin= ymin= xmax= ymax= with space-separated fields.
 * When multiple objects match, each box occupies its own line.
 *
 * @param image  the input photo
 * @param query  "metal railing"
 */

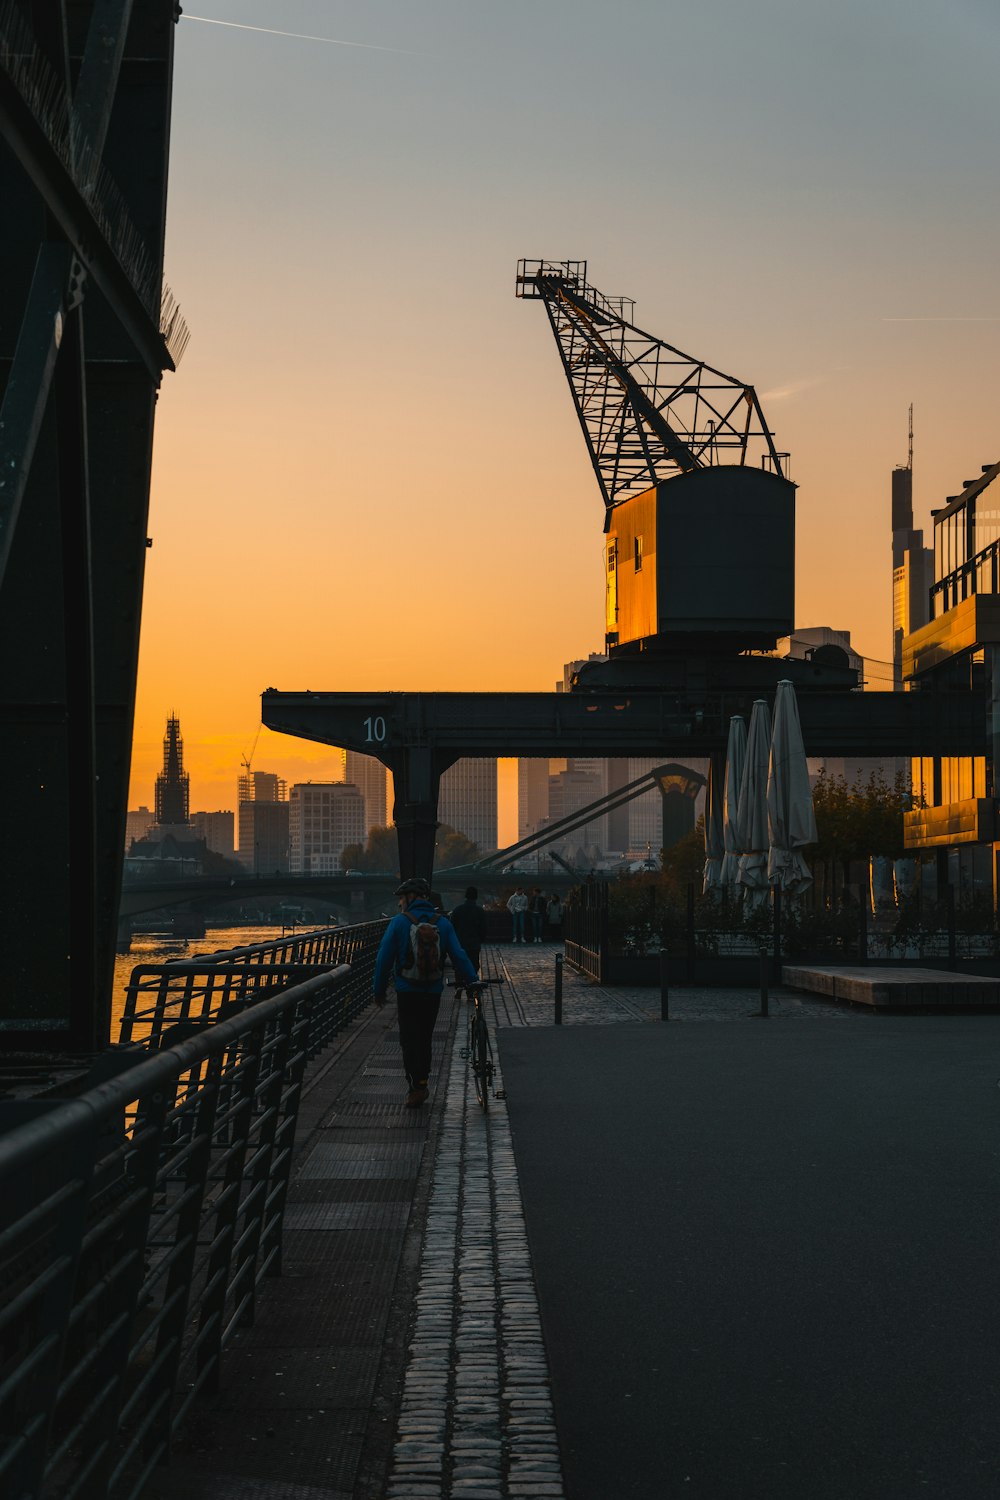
xmin=563 ymin=884 xmax=608 ymax=981
xmin=0 ymin=920 xmax=387 ymax=1500
xmin=120 ymin=923 xmax=386 ymax=1053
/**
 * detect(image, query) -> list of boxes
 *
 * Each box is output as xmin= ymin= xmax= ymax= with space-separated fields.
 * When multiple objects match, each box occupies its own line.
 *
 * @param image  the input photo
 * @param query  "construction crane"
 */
xmin=515 ymin=259 xmax=786 ymax=518
xmin=515 ymin=258 xmax=842 ymax=692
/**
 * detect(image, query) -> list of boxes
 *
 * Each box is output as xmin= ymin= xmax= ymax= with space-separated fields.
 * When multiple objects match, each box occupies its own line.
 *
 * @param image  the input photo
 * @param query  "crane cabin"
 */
xmin=604 ymin=465 xmax=796 ymax=653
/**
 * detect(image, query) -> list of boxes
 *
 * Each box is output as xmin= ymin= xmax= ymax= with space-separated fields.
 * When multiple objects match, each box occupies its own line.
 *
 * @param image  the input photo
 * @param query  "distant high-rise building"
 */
xmin=345 ymin=750 xmax=388 ymax=835
xmin=237 ymin=770 xmax=288 ymax=864
xmin=556 ymin=655 xmax=606 ymax=693
xmin=288 ymin=783 xmax=365 ymax=874
xmin=237 ymin=769 xmax=287 ymax=806
xmin=891 ymin=407 xmax=933 ymax=689
xmin=190 ymin=810 xmax=235 ymax=859
xmin=240 ymin=801 xmax=290 ymax=874
xmin=605 ymin=759 xmax=631 ymax=853
xmin=547 ymin=765 xmax=605 ymax=857
xmin=518 ymin=759 xmax=550 ymax=840
xmin=626 ymin=757 xmax=663 ymax=857
xmin=125 ymin=805 xmax=155 ymax=849
xmin=566 ymin=757 xmax=608 ymax=848
xmin=439 ymin=759 xmax=497 ymax=854
xmin=155 ymin=715 xmax=189 ymax=825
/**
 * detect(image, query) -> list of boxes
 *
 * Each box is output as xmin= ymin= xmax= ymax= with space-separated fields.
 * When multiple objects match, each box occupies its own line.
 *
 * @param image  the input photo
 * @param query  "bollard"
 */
xmin=759 ymin=947 xmax=769 ymax=1018
xmin=659 ymin=949 xmax=669 ymax=1022
xmin=554 ymin=953 xmax=563 ymax=1025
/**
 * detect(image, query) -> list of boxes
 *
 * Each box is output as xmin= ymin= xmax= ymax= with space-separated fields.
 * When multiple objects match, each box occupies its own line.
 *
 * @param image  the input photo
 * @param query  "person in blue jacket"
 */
xmin=373 ymin=876 xmax=480 ymax=1108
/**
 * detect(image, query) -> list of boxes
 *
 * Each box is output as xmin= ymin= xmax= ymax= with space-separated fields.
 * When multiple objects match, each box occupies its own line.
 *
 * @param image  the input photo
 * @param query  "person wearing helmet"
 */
xmin=373 ymin=876 xmax=480 ymax=1108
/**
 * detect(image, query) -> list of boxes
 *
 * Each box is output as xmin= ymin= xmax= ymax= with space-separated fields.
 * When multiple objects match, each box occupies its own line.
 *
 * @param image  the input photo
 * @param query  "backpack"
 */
xmin=398 ymin=912 xmax=444 ymax=984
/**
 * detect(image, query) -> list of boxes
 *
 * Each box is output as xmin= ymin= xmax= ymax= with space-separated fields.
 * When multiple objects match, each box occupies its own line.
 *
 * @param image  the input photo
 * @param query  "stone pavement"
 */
xmin=497 ymin=941 xmax=865 ymax=1025
xmin=147 ymin=943 xmax=864 ymax=1500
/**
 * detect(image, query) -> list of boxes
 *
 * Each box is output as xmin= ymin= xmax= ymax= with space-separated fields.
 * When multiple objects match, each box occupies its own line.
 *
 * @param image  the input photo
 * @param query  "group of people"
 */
xmin=505 ymin=886 xmax=563 ymax=944
xmin=372 ymin=879 xmax=566 ymax=1111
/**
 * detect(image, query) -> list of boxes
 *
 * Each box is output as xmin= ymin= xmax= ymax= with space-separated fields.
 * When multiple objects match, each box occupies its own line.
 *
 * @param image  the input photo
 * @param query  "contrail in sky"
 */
xmin=182 ymin=15 xmax=419 ymax=54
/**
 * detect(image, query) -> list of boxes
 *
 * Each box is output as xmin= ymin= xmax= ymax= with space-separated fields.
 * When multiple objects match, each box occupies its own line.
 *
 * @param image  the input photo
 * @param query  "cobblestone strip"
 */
xmin=387 ymin=1032 xmax=462 ymax=1499
xmin=388 ymin=1011 xmax=566 ymax=1500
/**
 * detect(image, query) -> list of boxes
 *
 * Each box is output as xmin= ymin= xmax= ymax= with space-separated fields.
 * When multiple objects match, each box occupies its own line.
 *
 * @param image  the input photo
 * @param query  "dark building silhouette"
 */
xmin=892 ymin=407 xmax=933 ymax=689
xmin=155 ymin=714 xmax=190 ymax=825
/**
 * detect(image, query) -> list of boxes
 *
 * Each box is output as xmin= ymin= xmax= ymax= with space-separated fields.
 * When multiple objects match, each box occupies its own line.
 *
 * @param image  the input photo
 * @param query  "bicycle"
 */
xmin=453 ymin=976 xmax=504 ymax=1112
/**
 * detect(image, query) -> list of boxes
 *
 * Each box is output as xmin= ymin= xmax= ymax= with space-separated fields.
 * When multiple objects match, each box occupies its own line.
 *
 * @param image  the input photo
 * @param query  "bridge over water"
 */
xmin=119 ymin=868 xmax=579 ymax=920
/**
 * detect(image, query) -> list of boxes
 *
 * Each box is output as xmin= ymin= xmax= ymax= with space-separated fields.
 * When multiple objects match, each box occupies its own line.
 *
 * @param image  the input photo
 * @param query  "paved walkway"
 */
xmin=500 ymin=1015 xmax=1000 ymax=1499
xmin=146 ymin=945 xmax=873 ymax=1500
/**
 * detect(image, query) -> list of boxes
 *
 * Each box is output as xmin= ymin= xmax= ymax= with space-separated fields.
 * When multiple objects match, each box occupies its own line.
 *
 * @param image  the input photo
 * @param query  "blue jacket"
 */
xmin=373 ymin=898 xmax=479 ymax=999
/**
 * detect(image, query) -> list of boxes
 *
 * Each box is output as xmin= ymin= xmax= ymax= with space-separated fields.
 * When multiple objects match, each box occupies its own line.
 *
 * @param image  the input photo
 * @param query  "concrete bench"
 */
xmin=782 ymin=964 xmax=1000 ymax=1010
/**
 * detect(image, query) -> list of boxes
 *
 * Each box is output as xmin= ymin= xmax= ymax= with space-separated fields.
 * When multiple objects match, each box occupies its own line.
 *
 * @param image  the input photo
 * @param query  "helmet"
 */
xmin=394 ymin=877 xmax=431 ymax=899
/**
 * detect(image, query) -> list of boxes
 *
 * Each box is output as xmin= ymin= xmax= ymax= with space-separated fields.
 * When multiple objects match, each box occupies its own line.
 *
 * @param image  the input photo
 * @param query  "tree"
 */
xmin=434 ymin=825 xmax=480 ymax=869
xmin=339 ymin=822 xmax=480 ymax=874
xmin=811 ymin=768 xmax=912 ymax=893
xmin=340 ymin=824 xmax=399 ymax=872
xmin=661 ymin=819 xmax=706 ymax=893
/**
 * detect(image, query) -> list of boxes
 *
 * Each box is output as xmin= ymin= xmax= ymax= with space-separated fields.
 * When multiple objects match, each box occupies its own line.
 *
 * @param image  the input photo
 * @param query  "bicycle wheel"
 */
xmin=473 ymin=1010 xmax=490 ymax=1112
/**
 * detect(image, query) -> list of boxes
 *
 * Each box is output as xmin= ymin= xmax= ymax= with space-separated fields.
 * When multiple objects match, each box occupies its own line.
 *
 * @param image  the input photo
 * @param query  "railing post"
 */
xmin=685 ymin=883 xmax=695 ymax=985
xmin=598 ymin=886 xmax=609 ymax=983
xmin=947 ymin=882 xmax=957 ymax=968
xmin=659 ymin=949 xmax=669 ymax=1022
xmin=771 ymin=885 xmax=782 ymax=984
xmin=759 ymin=947 xmax=769 ymax=1018
xmin=858 ymin=890 xmax=868 ymax=963
xmin=554 ymin=954 xmax=563 ymax=1025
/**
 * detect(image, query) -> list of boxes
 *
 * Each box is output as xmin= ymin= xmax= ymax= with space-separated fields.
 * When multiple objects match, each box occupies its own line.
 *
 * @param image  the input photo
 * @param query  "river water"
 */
xmin=111 ymin=925 xmax=301 ymax=1040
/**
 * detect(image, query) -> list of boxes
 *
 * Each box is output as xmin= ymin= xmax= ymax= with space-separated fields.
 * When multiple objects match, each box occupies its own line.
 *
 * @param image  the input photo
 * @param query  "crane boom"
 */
xmin=516 ymin=259 xmax=785 ymax=516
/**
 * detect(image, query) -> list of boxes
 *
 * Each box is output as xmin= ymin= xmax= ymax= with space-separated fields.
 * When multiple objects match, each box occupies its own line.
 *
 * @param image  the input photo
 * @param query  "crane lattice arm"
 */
xmin=516 ymin=260 xmax=785 ymax=516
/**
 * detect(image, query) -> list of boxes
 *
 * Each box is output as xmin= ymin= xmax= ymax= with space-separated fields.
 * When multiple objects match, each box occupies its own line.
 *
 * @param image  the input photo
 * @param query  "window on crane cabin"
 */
xmin=634 ymin=535 xmax=643 ymax=572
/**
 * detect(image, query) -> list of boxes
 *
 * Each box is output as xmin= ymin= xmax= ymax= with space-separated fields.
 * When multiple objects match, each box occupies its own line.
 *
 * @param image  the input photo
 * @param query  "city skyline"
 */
xmin=129 ymin=0 xmax=998 ymax=836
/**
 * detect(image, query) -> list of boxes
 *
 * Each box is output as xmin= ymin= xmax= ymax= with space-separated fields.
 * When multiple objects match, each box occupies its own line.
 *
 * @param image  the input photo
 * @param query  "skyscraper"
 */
xmin=517 ymin=759 xmax=550 ymax=840
xmin=345 ymin=750 xmax=388 ymax=835
xmin=627 ymin=757 xmax=663 ymax=857
xmin=439 ymin=759 xmax=498 ymax=854
xmin=547 ymin=764 xmax=605 ymax=856
xmin=891 ymin=407 xmax=933 ymax=689
xmin=155 ymin=715 xmax=189 ymax=825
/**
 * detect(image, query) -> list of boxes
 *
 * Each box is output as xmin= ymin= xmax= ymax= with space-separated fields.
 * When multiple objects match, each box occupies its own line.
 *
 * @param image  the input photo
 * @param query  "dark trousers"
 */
xmin=455 ymin=947 xmax=480 ymax=995
xmin=397 ymin=990 xmax=442 ymax=1087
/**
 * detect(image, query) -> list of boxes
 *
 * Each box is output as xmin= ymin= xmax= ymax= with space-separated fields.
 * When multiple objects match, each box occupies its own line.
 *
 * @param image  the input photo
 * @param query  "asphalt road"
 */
xmin=499 ymin=1018 xmax=1000 ymax=1500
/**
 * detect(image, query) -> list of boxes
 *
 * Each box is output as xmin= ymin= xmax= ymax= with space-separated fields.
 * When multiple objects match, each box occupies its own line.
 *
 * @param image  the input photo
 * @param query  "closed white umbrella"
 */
xmin=767 ymin=679 xmax=817 ymax=895
xmin=703 ymin=756 xmax=725 ymax=894
xmin=720 ymin=716 xmax=747 ymax=891
xmin=736 ymin=698 xmax=772 ymax=908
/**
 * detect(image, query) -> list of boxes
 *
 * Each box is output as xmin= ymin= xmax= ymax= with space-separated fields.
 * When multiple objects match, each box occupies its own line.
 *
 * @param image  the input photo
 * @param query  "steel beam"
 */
xmin=0 ymin=1 xmax=179 ymax=1048
xmin=0 ymin=243 xmax=78 ymax=585
xmin=263 ymin=684 xmax=986 ymax=881
xmin=262 ymin=687 xmax=987 ymax=762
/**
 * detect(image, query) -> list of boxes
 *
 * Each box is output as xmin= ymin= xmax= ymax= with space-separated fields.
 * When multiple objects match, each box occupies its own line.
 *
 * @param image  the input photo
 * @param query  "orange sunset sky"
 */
xmin=130 ymin=1 xmax=1000 ymax=844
